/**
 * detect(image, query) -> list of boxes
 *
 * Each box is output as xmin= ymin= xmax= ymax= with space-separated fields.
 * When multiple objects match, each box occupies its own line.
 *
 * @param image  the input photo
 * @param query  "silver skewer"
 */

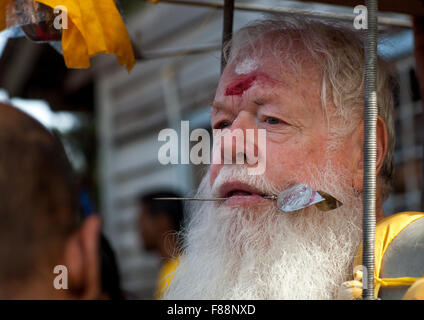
xmin=154 ymin=195 xmax=278 ymax=201
xmin=154 ymin=197 xmax=227 ymax=201
xmin=153 ymin=187 xmax=341 ymax=213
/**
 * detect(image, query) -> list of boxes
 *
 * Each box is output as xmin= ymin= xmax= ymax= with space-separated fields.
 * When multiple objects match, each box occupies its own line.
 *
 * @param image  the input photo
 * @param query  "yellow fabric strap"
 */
xmin=376 ymin=276 xmax=423 ymax=287
xmin=354 ymin=211 xmax=424 ymax=298
xmin=36 ymin=0 xmax=135 ymax=71
xmin=375 ymin=276 xmax=424 ymax=298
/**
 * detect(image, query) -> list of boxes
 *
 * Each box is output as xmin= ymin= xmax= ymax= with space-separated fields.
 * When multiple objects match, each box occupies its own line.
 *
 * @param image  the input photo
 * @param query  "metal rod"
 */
xmin=154 ymin=195 xmax=277 ymax=201
xmin=362 ymin=0 xmax=378 ymax=300
xmin=422 ymin=144 xmax=424 ymax=211
xmin=139 ymin=44 xmax=221 ymax=60
xmin=154 ymin=197 xmax=228 ymax=201
xmin=151 ymin=0 xmax=411 ymax=28
xmin=221 ymin=0 xmax=234 ymax=73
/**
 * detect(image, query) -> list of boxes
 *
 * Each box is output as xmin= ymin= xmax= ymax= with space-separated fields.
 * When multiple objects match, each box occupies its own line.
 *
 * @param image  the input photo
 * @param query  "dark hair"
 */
xmin=99 ymin=234 xmax=125 ymax=300
xmin=0 ymin=103 xmax=79 ymax=285
xmin=139 ymin=190 xmax=185 ymax=232
xmin=79 ymin=190 xmax=124 ymax=300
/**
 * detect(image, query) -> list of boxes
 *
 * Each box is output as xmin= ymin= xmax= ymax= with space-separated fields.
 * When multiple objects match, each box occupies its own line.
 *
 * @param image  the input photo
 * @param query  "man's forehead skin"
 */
xmin=213 ymin=63 xmax=288 ymax=112
xmin=223 ymin=72 xmax=278 ymax=97
xmin=212 ymin=65 xmax=323 ymax=126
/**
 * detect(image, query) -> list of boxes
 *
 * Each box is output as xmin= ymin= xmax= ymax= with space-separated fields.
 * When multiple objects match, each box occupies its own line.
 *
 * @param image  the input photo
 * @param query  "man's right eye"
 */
xmin=215 ymin=121 xmax=231 ymax=129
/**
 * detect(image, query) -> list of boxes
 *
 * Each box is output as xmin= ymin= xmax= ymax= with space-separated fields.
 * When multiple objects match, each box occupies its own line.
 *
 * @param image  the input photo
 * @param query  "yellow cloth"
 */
xmin=353 ymin=211 xmax=424 ymax=299
xmin=0 ymin=0 xmax=135 ymax=71
xmin=402 ymin=278 xmax=424 ymax=300
xmin=155 ymin=256 xmax=180 ymax=299
xmin=0 ymin=0 xmax=11 ymax=32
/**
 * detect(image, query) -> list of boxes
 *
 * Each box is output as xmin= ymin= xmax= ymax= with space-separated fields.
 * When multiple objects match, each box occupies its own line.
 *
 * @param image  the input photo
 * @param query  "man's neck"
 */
xmin=376 ymin=204 xmax=385 ymax=223
xmin=375 ymin=189 xmax=386 ymax=223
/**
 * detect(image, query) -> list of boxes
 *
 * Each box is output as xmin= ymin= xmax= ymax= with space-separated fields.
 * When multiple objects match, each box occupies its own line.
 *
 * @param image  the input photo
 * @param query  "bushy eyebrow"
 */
xmin=211 ymin=101 xmax=226 ymax=113
xmin=211 ymin=102 xmax=235 ymax=119
xmin=211 ymin=93 xmax=276 ymax=116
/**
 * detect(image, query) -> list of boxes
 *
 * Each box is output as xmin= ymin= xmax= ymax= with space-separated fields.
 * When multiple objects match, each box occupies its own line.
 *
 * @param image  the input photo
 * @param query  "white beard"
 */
xmin=164 ymin=163 xmax=362 ymax=300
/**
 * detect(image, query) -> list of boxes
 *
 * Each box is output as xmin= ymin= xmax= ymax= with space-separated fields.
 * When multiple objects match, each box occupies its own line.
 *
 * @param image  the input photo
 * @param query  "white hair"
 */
xmin=223 ymin=16 xmax=395 ymax=199
xmin=164 ymin=163 xmax=362 ymax=299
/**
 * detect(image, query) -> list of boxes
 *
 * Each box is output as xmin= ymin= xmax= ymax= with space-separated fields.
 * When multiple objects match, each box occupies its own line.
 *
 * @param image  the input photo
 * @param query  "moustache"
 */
xmin=210 ymin=166 xmax=343 ymax=213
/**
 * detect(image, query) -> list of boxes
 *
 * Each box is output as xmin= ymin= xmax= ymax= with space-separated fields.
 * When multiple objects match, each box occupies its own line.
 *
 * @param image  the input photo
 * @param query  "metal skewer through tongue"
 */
xmin=154 ymin=183 xmax=342 ymax=212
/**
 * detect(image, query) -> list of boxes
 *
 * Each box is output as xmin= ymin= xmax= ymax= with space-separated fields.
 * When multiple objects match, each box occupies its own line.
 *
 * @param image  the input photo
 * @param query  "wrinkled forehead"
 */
xmin=217 ymin=57 xmax=279 ymax=97
xmin=216 ymin=52 xmax=321 ymax=100
xmin=212 ymin=51 xmax=326 ymax=122
xmin=222 ymin=31 xmax=312 ymax=74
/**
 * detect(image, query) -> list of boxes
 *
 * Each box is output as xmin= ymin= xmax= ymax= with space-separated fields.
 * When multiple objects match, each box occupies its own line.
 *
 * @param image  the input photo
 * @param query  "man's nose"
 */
xmin=217 ymin=113 xmax=259 ymax=166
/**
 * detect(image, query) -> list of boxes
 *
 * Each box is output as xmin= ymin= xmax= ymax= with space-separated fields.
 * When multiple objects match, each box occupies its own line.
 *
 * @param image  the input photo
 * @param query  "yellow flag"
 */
xmin=0 ymin=0 xmax=12 ymax=32
xmin=0 ymin=0 xmax=136 ymax=72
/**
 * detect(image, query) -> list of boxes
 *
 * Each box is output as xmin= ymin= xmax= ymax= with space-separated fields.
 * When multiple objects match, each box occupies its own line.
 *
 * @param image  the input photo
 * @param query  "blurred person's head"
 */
xmin=138 ymin=191 xmax=184 ymax=259
xmin=0 ymin=103 xmax=102 ymax=299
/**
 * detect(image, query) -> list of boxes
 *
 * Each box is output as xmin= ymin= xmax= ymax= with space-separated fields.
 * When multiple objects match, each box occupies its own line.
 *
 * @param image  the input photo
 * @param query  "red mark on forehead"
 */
xmin=224 ymin=72 xmax=276 ymax=96
xmin=225 ymin=74 xmax=257 ymax=96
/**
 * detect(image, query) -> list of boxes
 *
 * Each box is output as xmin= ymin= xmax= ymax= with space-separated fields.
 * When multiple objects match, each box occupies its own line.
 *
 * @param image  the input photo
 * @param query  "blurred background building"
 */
xmin=0 ymin=0 xmax=422 ymax=299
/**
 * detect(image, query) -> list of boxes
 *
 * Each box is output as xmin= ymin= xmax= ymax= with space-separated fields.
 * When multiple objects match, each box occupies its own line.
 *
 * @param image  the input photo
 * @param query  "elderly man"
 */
xmin=163 ymin=17 xmax=398 ymax=300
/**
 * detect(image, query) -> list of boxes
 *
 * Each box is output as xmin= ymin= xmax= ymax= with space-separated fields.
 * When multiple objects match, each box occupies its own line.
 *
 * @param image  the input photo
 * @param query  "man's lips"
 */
xmin=218 ymin=181 xmax=268 ymax=206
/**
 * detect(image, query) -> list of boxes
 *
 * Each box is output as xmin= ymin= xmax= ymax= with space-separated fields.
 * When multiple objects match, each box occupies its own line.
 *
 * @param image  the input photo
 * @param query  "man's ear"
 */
xmin=352 ymin=116 xmax=388 ymax=191
xmin=64 ymin=215 xmax=102 ymax=300
xmin=376 ymin=115 xmax=389 ymax=177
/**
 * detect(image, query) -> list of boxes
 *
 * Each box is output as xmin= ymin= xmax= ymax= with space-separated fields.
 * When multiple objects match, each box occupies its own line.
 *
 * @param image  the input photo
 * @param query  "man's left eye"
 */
xmin=265 ymin=117 xmax=280 ymax=125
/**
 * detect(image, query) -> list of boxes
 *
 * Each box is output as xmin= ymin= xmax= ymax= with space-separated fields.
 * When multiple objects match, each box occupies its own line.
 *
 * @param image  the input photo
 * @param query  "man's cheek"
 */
xmin=264 ymin=150 xmax=310 ymax=184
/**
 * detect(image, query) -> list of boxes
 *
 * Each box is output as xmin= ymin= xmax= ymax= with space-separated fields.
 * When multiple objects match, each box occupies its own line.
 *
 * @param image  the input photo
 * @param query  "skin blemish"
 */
xmin=224 ymin=72 xmax=277 ymax=97
xmin=225 ymin=74 xmax=257 ymax=96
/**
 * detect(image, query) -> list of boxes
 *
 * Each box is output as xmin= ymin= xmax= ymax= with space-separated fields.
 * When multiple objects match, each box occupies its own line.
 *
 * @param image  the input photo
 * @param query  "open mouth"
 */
xmin=226 ymin=190 xmax=255 ymax=197
xmin=219 ymin=181 xmax=268 ymax=205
